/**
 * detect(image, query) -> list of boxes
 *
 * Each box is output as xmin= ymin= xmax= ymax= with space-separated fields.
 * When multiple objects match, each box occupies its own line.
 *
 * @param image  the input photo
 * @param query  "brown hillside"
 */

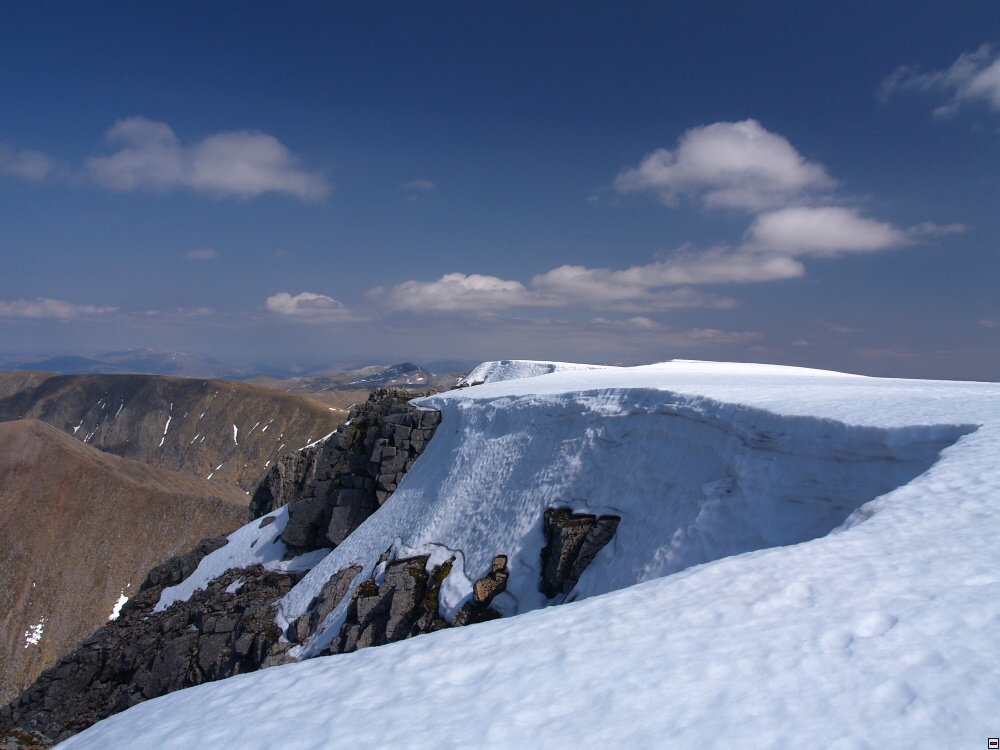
xmin=0 ymin=374 xmax=344 ymax=491
xmin=0 ymin=420 xmax=249 ymax=706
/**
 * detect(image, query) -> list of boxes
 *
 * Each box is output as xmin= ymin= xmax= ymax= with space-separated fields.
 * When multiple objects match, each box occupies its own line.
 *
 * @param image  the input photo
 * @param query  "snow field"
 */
xmin=64 ymin=361 xmax=1000 ymax=748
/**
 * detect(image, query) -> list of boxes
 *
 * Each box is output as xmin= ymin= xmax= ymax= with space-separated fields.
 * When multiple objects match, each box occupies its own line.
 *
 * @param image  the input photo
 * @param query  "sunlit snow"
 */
xmin=23 ymin=617 xmax=44 ymax=648
xmin=63 ymin=361 xmax=1000 ymax=749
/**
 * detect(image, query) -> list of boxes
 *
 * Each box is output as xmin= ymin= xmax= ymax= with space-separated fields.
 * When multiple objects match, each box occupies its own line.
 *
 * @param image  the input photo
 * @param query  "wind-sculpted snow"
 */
xmin=274 ymin=385 xmax=968 ymax=659
xmin=461 ymin=359 xmax=612 ymax=384
xmin=60 ymin=361 xmax=1000 ymax=748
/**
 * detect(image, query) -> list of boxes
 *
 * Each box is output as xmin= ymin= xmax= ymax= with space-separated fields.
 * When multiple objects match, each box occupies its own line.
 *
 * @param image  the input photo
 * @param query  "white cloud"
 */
xmin=266 ymin=292 xmax=350 ymax=320
xmin=183 ymin=248 xmax=218 ymax=261
xmin=881 ymin=44 xmax=1000 ymax=115
xmin=0 ymin=144 xmax=56 ymax=182
xmin=533 ymin=248 xmax=804 ymax=299
xmin=744 ymin=207 xmax=910 ymax=257
xmin=614 ymin=119 xmax=834 ymax=210
xmin=87 ymin=117 xmax=328 ymax=200
xmin=0 ymin=298 xmax=117 ymax=320
xmin=369 ymin=252 xmax=790 ymax=315
xmin=369 ymin=273 xmax=534 ymax=312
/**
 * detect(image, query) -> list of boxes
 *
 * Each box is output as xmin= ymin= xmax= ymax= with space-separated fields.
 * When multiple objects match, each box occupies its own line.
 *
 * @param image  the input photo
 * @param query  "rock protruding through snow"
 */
xmin=540 ymin=508 xmax=621 ymax=599
xmin=250 ymin=388 xmax=442 ymax=554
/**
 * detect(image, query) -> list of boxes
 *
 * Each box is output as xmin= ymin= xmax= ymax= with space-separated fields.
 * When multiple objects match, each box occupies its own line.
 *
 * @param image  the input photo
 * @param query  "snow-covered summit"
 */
xmin=460 ymin=358 xmax=613 ymax=384
xmin=61 ymin=360 xmax=1000 ymax=749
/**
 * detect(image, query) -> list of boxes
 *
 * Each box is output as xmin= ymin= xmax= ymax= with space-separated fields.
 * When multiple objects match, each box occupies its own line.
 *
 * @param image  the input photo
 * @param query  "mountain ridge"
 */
xmin=0 ymin=419 xmax=249 ymax=708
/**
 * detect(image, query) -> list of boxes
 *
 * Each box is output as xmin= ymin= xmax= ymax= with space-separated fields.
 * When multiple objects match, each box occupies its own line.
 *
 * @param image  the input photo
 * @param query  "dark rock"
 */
xmin=333 ymin=556 xmax=434 ymax=654
xmin=454 ymin=555 xmax=510 ymax=625
xmin=2 ymin=564 xmax=302 ymax=744
xmin=285 ymin=564 xmax=363 ymax=644
xmin=540 ymin=508 xmax=620 ymax=598
xmin=251 ymin=388 xmax=442 ymax=555
xmin=141 ymin=536 xmax=229 ymax=591
xmin=0 ymin=727 xmax=52 ymax=749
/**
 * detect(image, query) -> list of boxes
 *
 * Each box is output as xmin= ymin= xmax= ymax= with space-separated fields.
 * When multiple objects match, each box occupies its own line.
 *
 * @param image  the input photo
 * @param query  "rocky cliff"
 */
xmin=0 ymin=373 xmax=343 ymax=491
xmin=251 ymin=387 xmax=443 ymax=550
xmin=1 ymin=388 xmax=621 ymax=745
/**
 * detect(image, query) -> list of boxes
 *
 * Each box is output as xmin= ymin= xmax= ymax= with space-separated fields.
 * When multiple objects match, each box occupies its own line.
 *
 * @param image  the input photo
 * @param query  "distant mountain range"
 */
xmin=0 ymin=350 xmax=250 ymax=380
xmin=0 ymin=349 xmax=478 ymax=383
xmin=0 ymin=373 xmax=344 ymax=492
xmin=245 ymin=362 xmax=467 ymax=410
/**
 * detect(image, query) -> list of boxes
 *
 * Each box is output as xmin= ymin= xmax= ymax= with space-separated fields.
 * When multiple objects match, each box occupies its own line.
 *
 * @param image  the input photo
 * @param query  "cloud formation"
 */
xmin=265 ymin=292 xmax=350 ymax=320
xmin=614 ymin=119 xmax=834 ymax=210
xmin=87 ymin=117 xmax=328 ymax=200
xmin=881 ymin=44 xmax=1000 ymax=116
xmin=369 ymin=273 xmax=534 ymax=312
xmin=0 ymin=144 xmax=56 ymax=182
xmin=367 ymin=259 xmax=749 ymax=314
xmin=744 ymin=207 xmax=910 ymax=256
xmin=0 ymin=298 xmax=117 ymax=320
xmin=272 ymin=118 xmax=954 ymax=324
xmin=183 ymin=248 xmax=218 ymax=261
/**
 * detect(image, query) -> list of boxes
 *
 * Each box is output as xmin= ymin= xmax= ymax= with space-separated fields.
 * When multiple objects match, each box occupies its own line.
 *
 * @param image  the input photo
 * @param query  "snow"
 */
xmin=108 ymin=590 xmax=129 ymax=621
xmin=154 ymin=507 xmax=293 ymax=612
xmin=233 ymin=424 xmax=239 ymax=445
xmin=159 ymin=415 xmax=172 ymax=447
xmin=23 ymin=617 xmax=44 ymax=648
xmin=61 ymin=360 xmax=1000 ymax=749
xmin=299 ymin=429 xmax=338 ymax=451
xmin=461 ymin=358 xmax=613 ymax=384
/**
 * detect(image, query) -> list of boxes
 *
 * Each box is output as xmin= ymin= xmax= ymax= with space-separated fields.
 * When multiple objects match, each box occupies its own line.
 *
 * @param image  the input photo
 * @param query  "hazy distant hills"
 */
xmin=0 ymin=349 xmax=250 ymax=380
xmin=247 ymin=362 xmax=466 ymax=410
xmin=0 ymin=419 xmax=250 ymax=706
xmin=0 ymin=373 xmax=344 ymax=491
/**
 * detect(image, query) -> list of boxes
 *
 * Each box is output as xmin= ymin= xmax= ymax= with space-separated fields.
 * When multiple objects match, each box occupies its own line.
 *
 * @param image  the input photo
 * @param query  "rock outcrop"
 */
xmin=1 ymin=549 xmax=301 ymax=744
xmin=540 ymin=508 xmax=620 ymax=598
xmin=251 ymin=388 xmax=442 ymax=554
xmin=288 ymin=553 xmax=510 ymax=654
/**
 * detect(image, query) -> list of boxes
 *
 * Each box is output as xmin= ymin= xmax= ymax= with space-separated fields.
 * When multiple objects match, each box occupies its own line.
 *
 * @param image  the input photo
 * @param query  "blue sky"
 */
xmin=1 ymin=2 xmax=998 ymax=379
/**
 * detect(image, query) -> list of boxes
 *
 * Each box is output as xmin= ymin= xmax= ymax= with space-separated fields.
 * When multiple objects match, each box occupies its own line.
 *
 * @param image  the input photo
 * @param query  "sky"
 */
xmin=1 ymin=2 xmax=999 ymax=380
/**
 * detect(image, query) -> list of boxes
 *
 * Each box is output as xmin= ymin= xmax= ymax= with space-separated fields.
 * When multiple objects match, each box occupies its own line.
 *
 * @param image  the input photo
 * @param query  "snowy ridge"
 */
xmin=63 ymin=361 xmax=1000 ymax=748
xmin=460 ymin=359 xmax=613 ymax=384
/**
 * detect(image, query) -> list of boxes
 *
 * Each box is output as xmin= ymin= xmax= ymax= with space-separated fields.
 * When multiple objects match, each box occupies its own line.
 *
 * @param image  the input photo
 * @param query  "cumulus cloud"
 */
xmin=614 ymin=119 xmax=834 ymax=210
xmin=87 ymin=117 xmax=328 ymax=200
xmin=368 ymin=254 xmax=780 ymax=314
xmin=744 ymin=207 xmax=911 ymax=256
xmin=369 ymin=273 xmax=534 ymax=312
xmin=183 ymin=248 xmax=218 ymax=261
xmin=533 ymin=248 xmax=804 ymax=299
xmin=265 ymin=292 xmax=350 ymax=320
xmin=0 ymin=144 xmax=56 ymax=182
xmin=880 ymin=44 xmax=1000 ymax=116
xmin=0 ymin=298 xmax=117 ymax=320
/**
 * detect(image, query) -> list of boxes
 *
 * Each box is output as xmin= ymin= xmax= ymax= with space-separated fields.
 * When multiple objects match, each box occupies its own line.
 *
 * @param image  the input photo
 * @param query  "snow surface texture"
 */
xmin=62 ymin=361 xmax=1000 ymax=749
